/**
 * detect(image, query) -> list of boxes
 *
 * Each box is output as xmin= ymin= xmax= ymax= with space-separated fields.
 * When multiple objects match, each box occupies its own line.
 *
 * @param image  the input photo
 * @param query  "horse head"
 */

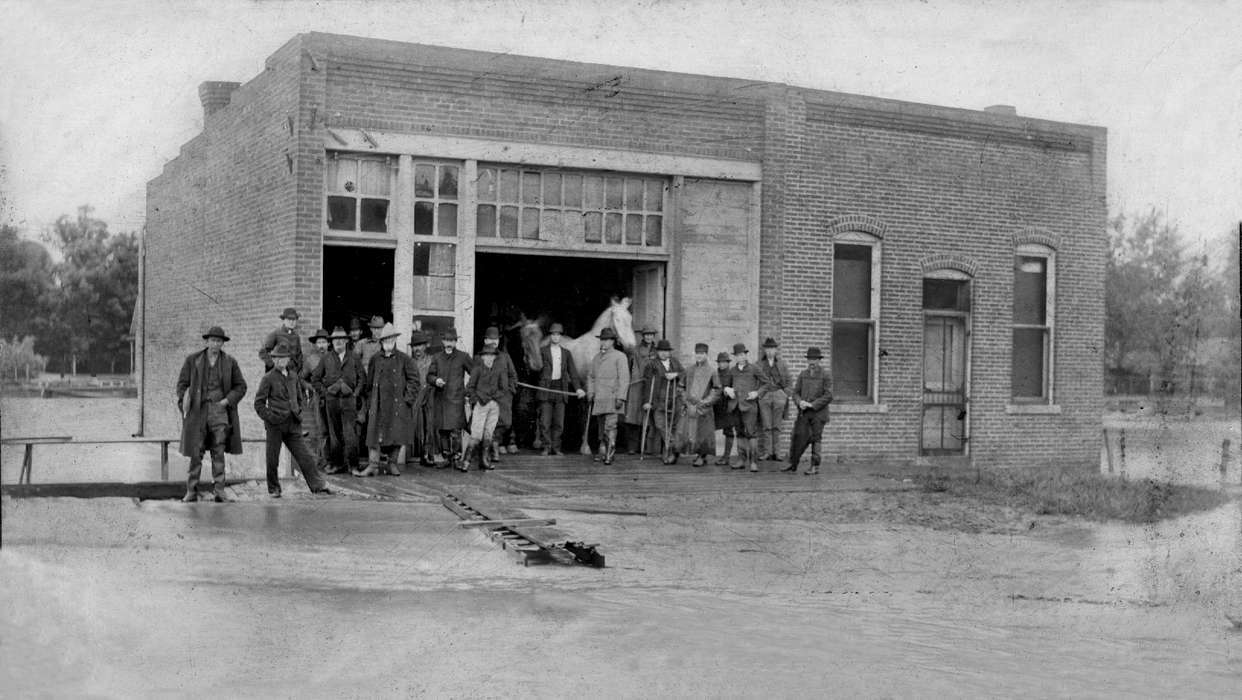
xmin=610 ymin=296 xmax=637 ymax=351
xmin=519 ymin=317 xmax=545 ymax=372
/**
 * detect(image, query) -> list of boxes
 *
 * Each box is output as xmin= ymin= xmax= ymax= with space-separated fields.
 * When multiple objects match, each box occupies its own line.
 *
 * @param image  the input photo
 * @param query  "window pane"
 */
xmin=428 ymin=242 xmax=456 ymax=276
xmin=644 ymin=215 xmax=662 ymax=246
xmin=414 ymin=201 xmax=434 ymax=236
xmin=522 ymin=172 xmax=541 ymax=205
xmin=499 ymin=170 xmax=520 ymax=203
xmin=625 ymin=178 xmax=644 ymax=209
xmin=414 ymin=165 xmax=435 ymax=198
xmin=412 ymin=241 xmax=431 ymax=276
xmin=563 ymin=210 xmax=583 ymax=240
xmin=476 ymin=204 xmax=497 ymax=237
xmin=1014 ymin=256 xmax=1047 ymax=325
xmin=499 ymin=206 xmax=519 ymax=239
xmin=477 ymin=168 xmax=496 ymax=202
xmin=832 ymin=321 xmax=872 ymax=399
xmin=645 ymin=180 xmax=664 ymax=211
xmin=437 ymin=203 xmax=457 ymax=237
xmin=438 ymin=166 xmax=458 ymax=199
xmin=923 ymin=278 xmax=970 ymax=311
xmin=563 ymin=175 xmax=582 ymax=208
xmin=328 ymin=158 xmax=356 ymax=193
xmin=327 ymin=196 xmax=356 ymax=231
xmin=583 ymin=212 xmax=602 ymax=243
xmin=521 ymin=207 xmax=541 ymax=239
xmin=360 ymin=198 xmax=388 ymax=233
xmin=624 ymin=214 xmax=643 ymax=245
xmin=605 ymin=178 xmax=623 ymax=210
xmin=542 ymin=210 xmax=561 ymax=240
xmin=1012 ymin=328 xmax=1046 ymax=398
xmin=584 ymin=176 xmax=604 ymax=209
xmin=359 ymin=160 xmax=390 ymax=196
xmin=604 ymin=213 xmax=623 ymax=243
xmin=542 ymin=173 xmax=562 ymax=206
xmin=833 ymin=244 xmax=872 ymax=318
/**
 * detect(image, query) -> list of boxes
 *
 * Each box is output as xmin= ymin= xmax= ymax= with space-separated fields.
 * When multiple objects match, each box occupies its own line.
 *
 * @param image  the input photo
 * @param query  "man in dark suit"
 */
xmin=310 ymin=326 xmax=363 ymax=474
xmin=254 ymin=343 xmax=332 ymax=498
xmin=175 ymin=326 xmax=247 ymax=502
xmin=785 ymin=346 xmax=834 ymax=475
xmin=537 ymin=322 xmax=586 ymax=455
xmin=259 ymin=307 xmax=305 ymax=374
xmin=721 ymin=342 xmax=769 ymax=473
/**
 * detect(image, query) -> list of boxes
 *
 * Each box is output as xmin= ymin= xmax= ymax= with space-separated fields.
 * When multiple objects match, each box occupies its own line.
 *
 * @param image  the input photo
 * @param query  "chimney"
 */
xmin=198 ymin=81 xmax=241 ymax=119
xmin=984 ymin=104 xmax=1017 ymax=116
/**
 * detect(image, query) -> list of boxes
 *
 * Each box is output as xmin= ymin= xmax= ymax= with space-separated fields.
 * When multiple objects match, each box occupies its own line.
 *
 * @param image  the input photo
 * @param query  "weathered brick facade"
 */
xmin=143 ymin=32 xmax=1105 ymax=470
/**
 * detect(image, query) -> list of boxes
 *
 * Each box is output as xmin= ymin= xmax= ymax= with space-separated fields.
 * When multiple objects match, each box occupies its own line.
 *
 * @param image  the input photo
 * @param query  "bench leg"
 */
xmin=20 ymin=444 xmax=33 ymax=485
xmin=160 ymin=442 xmax=170 ymax=481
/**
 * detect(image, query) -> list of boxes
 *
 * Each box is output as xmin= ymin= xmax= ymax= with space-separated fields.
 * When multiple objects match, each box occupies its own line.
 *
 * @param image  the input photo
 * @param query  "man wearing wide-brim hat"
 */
xmin=259 ymin=307 xmax=305 ymax=375
xmin=785 ymin=346 xmax=833 ymax=475
xmin=587 ymin=326 xmax=630 ymax=465
xmin=403 ymin=329 xmax=439 ymax=468
xmin=254 ymin=342 xmax=332 ymax=496
xmin=536 ymin=321 xmax=586 ymax=456
xmin=310 ymin=326 xmax=364 ymax=474
xmin=426 ymin=327 xmax=471 ymax=467
xmin=175 ymin=326 xmax=247 ymax=502
xmin=475 ymin=325 xmax=519 ymax=463
xmin=623 ymin=324 xmax=659 ymax=453
xmin=640 ymin=339 xmax=685 ymax=464
xmin=355 ymin=323 xmax=419 ymax=477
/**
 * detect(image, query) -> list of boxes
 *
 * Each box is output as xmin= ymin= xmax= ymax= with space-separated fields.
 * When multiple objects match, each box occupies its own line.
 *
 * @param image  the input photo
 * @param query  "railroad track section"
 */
xmin=441 ymin=493 xmax=605 ymax=568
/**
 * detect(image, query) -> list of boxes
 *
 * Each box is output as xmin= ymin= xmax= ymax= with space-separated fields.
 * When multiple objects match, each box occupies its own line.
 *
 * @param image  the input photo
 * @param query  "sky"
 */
xmin=0 ymin=0 xmax=1238 ymax=255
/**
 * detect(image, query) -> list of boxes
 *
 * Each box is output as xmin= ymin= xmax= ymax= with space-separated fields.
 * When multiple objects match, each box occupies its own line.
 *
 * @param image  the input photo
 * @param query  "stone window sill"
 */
xmin=1006 ymin=403 xmax=1062 ymax=415
xmin=832 ymin=403 xmax=889 ymax=414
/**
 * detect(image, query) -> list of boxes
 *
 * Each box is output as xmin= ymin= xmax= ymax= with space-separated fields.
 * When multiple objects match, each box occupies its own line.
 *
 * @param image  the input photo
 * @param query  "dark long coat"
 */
xmin=624 ymin=343 xmax=655 ymax=424
xmin=363 ymin=350 xmax=419 ymax=447
xmin=176 ymin=349 xmax=246 ymax=457
xmin=537 ymin=344 xmax=581 ymax=404
xmin=427 ymin=348 xmax=471 ymax=430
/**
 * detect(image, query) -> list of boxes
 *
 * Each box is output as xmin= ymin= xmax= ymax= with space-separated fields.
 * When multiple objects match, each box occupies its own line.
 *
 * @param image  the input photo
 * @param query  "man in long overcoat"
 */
xmin=537 ymin=322 xmax=586 ymax=456
xmin=355 ymin=323 xmax=419 ymax=477
xmin=623 ymin=326 xmax=657 ymax=453
xmin=785 ymin=346 xmax=834 ymax=475
xmin=310 ymin=326 xmax=363 ymax=474
xmin=641 ymin=339 xmax=685 ymax=464
xmin=722 ymin=342 xmax=769 ymax=472
xmin=176 ymin=325 xmax=246 ymax=502
xmin=427 ymin=328 xmax=471 ymax=467
xmin=680 ymin=343 xmax=722 ymax=467
xmin=404 ymin=330 xmax=440 ymax=468
xmin=587 ymin=327 xmax=630 ymax=465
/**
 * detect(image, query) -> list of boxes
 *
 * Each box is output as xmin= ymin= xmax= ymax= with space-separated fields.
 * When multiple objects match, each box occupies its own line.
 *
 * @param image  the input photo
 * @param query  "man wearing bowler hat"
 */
xmin=475 ymin=326 xmax=518 ymax=464
xmin=260 ymin=307 xmax=305 ymax=374
xmin=721 ymin=342 xmax=768 ymax=472
xmin=404 ymin=329 xmax=439 ymax=468
xmin=623 ymin=325 xmax=659 ymax=454
xmin=587 ymin=327 xmax=630 ymax=465
xmin=680 ymin=342 xmax=722 ymax=467
xmin=176 ymin=326 xmax=247 ymax=502
xmin=537 ymin=322 xmax=586 ymax=456
xmin=303 ymin=328 xmax=332 ymax=473
xmin=785 ymin=347 xmax=834 ymax=474
xmin=427 ymin=327 xmax=471 ymax=467
xmin=757 ymin=337 xmax=792 ymax=461
xmin=641 ymin=339 xmax=685 ymax=464
xmin=310 ymin=326 xmax=363 ymax=474
xmin=254 ymin=342 xmax=332 ymax=497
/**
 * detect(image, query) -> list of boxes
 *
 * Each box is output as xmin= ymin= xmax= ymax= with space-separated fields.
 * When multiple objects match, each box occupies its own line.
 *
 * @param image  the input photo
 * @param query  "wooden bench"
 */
xmin=1 ymin=436 xmax=277 ymax=484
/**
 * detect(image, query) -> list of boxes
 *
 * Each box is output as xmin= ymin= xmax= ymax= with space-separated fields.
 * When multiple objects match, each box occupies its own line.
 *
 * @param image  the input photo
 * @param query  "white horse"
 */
xmin=520 ymin=296 xmax=637 ymax=454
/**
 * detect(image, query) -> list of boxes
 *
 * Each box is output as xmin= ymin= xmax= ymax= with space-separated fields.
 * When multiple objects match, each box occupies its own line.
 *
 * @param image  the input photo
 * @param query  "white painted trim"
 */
xmin=747 ymin=182 xmax=762 ymax=353
xmin=392 ymin=154 xmax=415 ymax=340
xmin=456 ymin=160 xmax=478 ymax=355
xmin=324 ymin=235 xmax=396 ymax=249
xmin=1006 ymin=403 xmax=1062 ymax=415
xmin=830 ymin=233 xmax=882 ymax=404
xmin=1014 ymin=244 xmax=1056 ymax=404
xmin=474 ymin=241 xmax=668 ymax=261
xmin=832 ymin=403 xmax=889 ymax=414
xmin=923 ymin=268 xmax=972 ymax=281
xmin=326 ymin=129 xmax=762 ymax=181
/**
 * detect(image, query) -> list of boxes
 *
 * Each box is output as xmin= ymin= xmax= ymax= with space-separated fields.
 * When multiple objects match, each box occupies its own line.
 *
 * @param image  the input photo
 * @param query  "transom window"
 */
xmin=475 ymin=166 xmax=666 ymax=248
xmin=326 ymin=154 xmax=393 ymax=234
xmin=411 ymin=160 xmax=459 ymax=312
xmin=831 ymin=233 xmax=882 ymax=401
xmin=1012 ymin=245 xmax=1055 ymax=401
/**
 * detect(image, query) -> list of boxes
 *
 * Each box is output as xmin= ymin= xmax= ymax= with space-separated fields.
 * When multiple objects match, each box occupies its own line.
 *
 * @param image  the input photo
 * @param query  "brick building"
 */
xmin=139 ymin=32 xmax=1106 ymax=469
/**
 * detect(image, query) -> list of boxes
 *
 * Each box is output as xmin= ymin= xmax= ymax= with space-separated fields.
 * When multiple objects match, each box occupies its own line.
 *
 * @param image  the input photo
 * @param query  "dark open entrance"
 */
xmin=322 ymin=246 xmax=394 ymax=331
xmin=475 ymin=252 xmax=661 ymax=450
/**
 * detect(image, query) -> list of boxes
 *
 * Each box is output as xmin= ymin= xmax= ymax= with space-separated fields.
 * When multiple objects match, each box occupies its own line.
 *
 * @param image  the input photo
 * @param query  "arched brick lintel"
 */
xmin=825 ymin=214 xmax=888 ymax=239
xmin=1011 ymin=226 xmax=1061 ymax=250
xmin=920 ymin=253 xmax=979 ymax=277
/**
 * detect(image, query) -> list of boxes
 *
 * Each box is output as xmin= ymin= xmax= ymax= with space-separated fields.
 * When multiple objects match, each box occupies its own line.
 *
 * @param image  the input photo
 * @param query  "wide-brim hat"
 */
xmin=762 ymin=337 xmax=779 ymax=348
xmin=442 ymin=328 xmax=459 ymax=341
xmin=732 ymin=343 xmax=748 ymax=355
xmin=483 ymin=326 xmax=501 ymax=340
xmin=329 ymin=326 xmax=350 ymax=340
xmin=479 ymin=345 xmax=498 ymax=355
xmin=694 ymin=343 xmax=709 ymax=353
xmin=280 ymin=307 xmax=299 ymax=320
xmin=348 ymin=317 xmax=364 ymax=331
xmin=408 ymin=330 xmax=430 ymax=346
xmin=639 ymin=326 xmax=656 ymax=336
xmin=549 ymin=322 xmax=565 ymax=334
xmin=377 ymin=323 xmax=401 ymax=340
xmin=598 ymin=327 xmax=618 ymax=341
xmin=806 ymin=347 xmax=824 ymax=360
xmin=716 ymin=352 xmax=731 ymax=363
xmin=202 ymin=326 xmax=230 ymax=342
xmin=368 ymin=315 xmax=386 ymax=329
xmin=269 ymin=343 xmax=294 ymax=358
xmin=655 ymin=339 xmax=673 ymax=351
xmin=308 ymin=328 xmax=330 ymax=342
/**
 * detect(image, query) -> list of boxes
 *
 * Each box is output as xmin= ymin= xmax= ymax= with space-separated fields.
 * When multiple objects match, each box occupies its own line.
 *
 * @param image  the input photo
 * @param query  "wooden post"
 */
xmin=20 ymin=444 xmax=33 ymax=484
xmin=1118 ymin=428 xmax=1127 ymax=481
xmin=1103 ymin=428 xmax=1115 ymax=474
xmin=160 ymin=441 xmax=170 ymax=481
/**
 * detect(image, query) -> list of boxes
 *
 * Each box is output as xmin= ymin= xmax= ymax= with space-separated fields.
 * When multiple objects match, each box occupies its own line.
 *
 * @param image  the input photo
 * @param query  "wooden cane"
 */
xmin=639 ymin=376 xmax=656 ymax=460
xmin=663 ymin=377 xmax=676 ymax=461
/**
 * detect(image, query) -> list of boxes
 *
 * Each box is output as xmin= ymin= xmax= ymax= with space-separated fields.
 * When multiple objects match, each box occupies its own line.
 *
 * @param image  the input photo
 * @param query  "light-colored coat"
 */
xmin=587 ymin=347 xmax=630 ymax=416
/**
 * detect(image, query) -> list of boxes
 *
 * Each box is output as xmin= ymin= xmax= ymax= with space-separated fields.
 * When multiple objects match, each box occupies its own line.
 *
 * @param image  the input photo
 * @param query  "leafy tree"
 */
xmin=0 ymin=224 xmax=57 ymax=343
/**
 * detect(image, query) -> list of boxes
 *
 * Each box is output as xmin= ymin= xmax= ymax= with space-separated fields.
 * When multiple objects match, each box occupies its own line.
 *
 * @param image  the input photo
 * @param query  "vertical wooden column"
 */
xmin=666 ymin=175 xmax=684 ymax=348
xmin=455 ymin=160 xmax=478 ymax=354
xmin=393 ymin=154 xmax=415 ymax=339
xmin=747 ymin=181 xmax=763 ymax=352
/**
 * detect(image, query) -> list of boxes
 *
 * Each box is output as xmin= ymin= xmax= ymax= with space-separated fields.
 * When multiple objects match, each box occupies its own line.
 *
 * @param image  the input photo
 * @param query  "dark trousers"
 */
xmin=788 ymin=413 xmax=826 ymax=466
xmin=187 ymin=403 xmax=229 ymax=494
xmin=323 ymin=395 xmax=360 ymax=468
xmin=539 ymin=400 xmax=565 ymax=451
xmin=265 ymin=419 xmax=326 ymax=494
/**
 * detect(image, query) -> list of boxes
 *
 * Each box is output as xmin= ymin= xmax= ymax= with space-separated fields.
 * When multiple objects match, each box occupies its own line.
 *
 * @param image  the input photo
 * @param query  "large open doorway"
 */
xmin=322 ymin=246 xmax=394 ymax=331
xmin=474 ymin=252 xmax=666 ymax=450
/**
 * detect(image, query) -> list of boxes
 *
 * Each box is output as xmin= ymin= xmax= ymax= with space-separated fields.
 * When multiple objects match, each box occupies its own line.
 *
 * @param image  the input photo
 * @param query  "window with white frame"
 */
xmin=411 ymin=160 xmax=459 ymax=311
xmin=831 ymin=233 xmax=881 ymax=401
xmin=326 ymin=153 xmax=393 ymax=234
xmin=475 ymin=166 xmax=666 ymax=248
xmin=1012 ymin=245 xmax=1055 ymax=401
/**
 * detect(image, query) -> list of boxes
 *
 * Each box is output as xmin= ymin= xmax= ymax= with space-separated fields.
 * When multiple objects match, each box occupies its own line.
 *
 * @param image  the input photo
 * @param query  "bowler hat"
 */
xmin=483 ymin=326 xmax=501 ymax=340
xmin=694 ymin=342 xmax=709 ymax=353
xmin=348 ymin=317 xmax=364 ymax=331
xmin=329 ymin=326 xmax=350 ymax=340
xmin=377 ymin=323 xmax=401 ymax=341
xmin=732 ymin=343 xmax=748 ymax=355
xmin=598 ymin=327 xmax=618 ymax=341
xmin=716 ymin=352 xmax=731 ymax=363
xmin=280 ymin=307 xmax=299 ymax=320
xmin=368 ymin=315 xmax=385 ymax=329
xmin=639 ymin=326 xmax=656 ymax=336
xmin=442 ymin=328 xmax=459 ymax=341
xmin=479 ymin=344 xmax=498 ymax=355
xmin=202 ymin=326 xmax=230 ymax=342
xmin=409 ymin=330 xmax=430 ymax=346
xmin=805 ymin=347 xmax=823 ymax=360
xmin=269 ymin=343 xmax=294 ymax=358
xmin=308 ymin=328 xmax=329 ymax=343
xmin=549 ymin=322 xmax=565 ymax=334
xmin=655 ymin=339 xmax=673 ymax=351
xmin=762 ymin=337 xmax=779 ymax=349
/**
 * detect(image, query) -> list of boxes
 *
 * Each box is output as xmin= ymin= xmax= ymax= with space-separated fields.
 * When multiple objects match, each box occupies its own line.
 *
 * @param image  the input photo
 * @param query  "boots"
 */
xmin=455 ymin=441 xmax=473 ymax=472
xmin=603 ymin=434 xmax=616 ymax=465
xmin=748 ymin=439 xmax=760 ymax=472
xmin=353 ymin=461 xmax=380 ymax=477
xmin=716 ymin=435 xmax=734 ymax=466
xmin=731 ymin=439 xmax=747 ymax=469
xmin=764 ymin=429 xmax=782 ymax=461
xmin=387 ymin=449 xmax=402 ymax=476
xmin=490 ymin=440 xmax=502 ymax=464
xmin=480 ymin=439 xmax=495 ymax=471
xmin=804 ymin=452 xmax=821 ymax=475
